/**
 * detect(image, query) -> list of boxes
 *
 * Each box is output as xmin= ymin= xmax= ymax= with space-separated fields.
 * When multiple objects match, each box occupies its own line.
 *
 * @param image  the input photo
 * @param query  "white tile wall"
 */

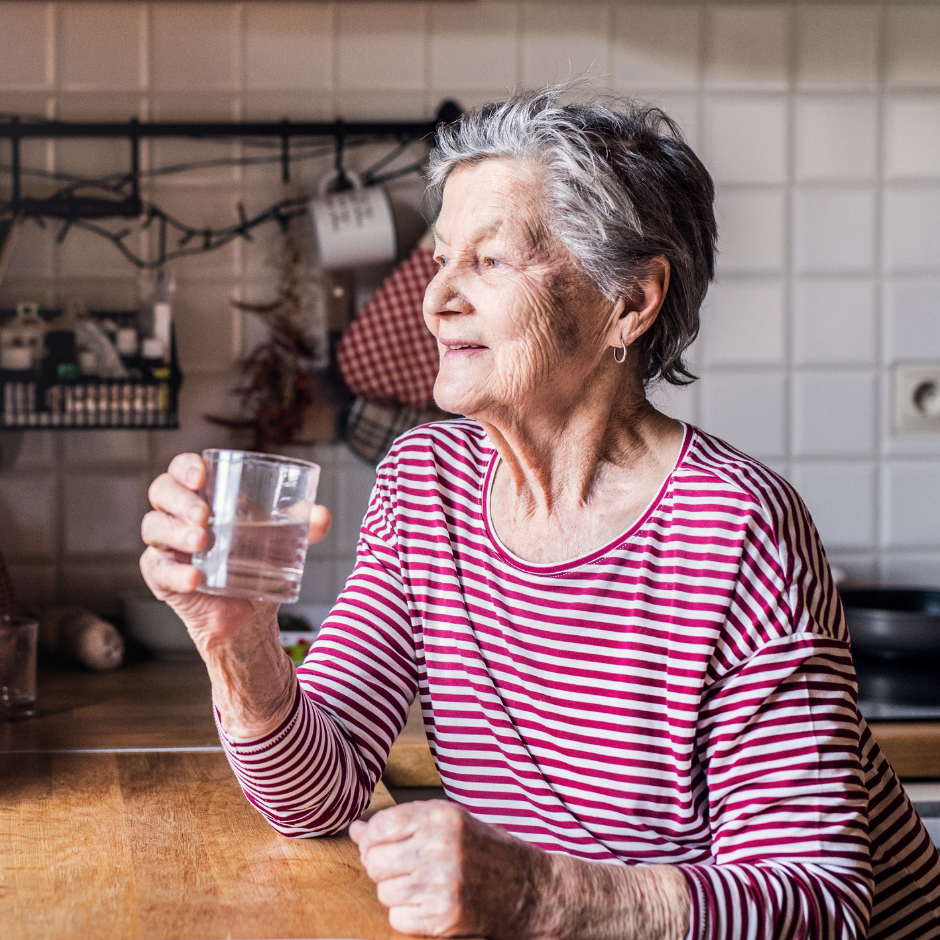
xmin=795 ymin=97 xmax=878 ymax=182
xmin=0 ymin=1 xmax=939 ymax=608
xmin=793 ymin=279 xmax=877 ymax=366
xmin=794 ymin=189 xmax=877 ymax=274
xmin=793 ymin=370 xmax=877 ymax=458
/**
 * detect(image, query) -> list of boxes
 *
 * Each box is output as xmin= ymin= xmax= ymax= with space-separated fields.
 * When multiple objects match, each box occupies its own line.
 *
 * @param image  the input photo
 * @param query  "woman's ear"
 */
xmin=611 ymin=257 xmax=671 ymax=350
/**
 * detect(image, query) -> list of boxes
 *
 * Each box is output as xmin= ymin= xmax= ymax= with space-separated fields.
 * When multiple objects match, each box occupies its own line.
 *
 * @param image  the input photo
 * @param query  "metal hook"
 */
xmin=280 ymin=118 xmax=290 ymax=185
xmin=333 ymin=121 xmax=353 ymax=192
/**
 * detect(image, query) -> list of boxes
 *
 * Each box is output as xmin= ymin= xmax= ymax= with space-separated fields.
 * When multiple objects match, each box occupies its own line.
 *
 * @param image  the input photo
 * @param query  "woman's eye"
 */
xmin=482 ymin=257 xmax=501 ymax=268
xmin=434 ymin=255 xmax=448 ymax=268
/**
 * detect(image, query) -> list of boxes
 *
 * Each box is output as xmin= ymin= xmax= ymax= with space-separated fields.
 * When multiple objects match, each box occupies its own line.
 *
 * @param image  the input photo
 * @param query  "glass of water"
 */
xmin=0 ymin=616 xmax=39 ymax=720
xmin=191 ymin=450 xmax=321 ymax=604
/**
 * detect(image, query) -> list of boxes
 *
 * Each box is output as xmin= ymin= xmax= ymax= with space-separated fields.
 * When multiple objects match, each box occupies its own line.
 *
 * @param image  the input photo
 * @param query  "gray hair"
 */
xmin=427 ymin=86 xmax=718 ymax=386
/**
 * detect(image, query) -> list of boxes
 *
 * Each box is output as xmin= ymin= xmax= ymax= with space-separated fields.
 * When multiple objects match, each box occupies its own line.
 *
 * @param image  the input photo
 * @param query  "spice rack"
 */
xmin=0 ymin=308 xmax=181 ymax=430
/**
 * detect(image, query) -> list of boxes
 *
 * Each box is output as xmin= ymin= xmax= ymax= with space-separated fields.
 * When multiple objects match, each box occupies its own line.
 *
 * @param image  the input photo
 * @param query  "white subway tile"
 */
xmin=145 ymin=186 xmax=241 ymax=276
xmin=335 ymin=449 xmax=377 ymax=556
xmin=61 ymin=562 xmax=149 ymax=618
xmin=6 ymin=563 xmax=57 ymax=614
xmin=793 ymin=370 xmax=876 ymax=458
xmin=885 ymin=97 xmax=940 ymax=181
xmin=884 ymin=279 xmax=940 ymax=362
xmin=242 ymin=92 xmax=335 ymax=123
xmin=332 ymin=554 xmax=358 ymax=599
xmin=701 ymin=280 xmax=786 ymax=366
xmin=2 ymin=219 xmax=54 ymax=280
xmin=0 ymin=473 xmax=56 ymax=560
xmin=55 ymin=137 xmax=132 ymax=180
xmin=793 ymin=279 xmax=877 ymax=366
xmin=172 ymin=279 xmax=238 ymax=375
xmin=825 ymin=552 xmax=877 ymax=588
xmin=64 ymin=473 xmax=151 ymax=556
xmin=245 ymin=3 xmax=333 ymax=92
xmin=886 ymin=6 xmax=940 ymax=89
xmin=0 ymin=278 xmax=56 ymax=311
xmin=794 ymin=189 xmax=877 ymax=274
xmin=521 ymin=3 xmax=610 ymax=87
xmin=791 ymin=461 xmax=875 ymax=551
xmin=150 ymin=3 xmax=239 ymax=91
xmin=715 ymin=190 xmax=787 ymax=274
xmin=58 ymin=3 xmax=143 ymax=91
xmin=0 ymin=431 xmax=55 ymax=470
xmin=60 ymin=226 xmax=128 ymax=278
xmin=613 ymin=4 xmax=700 ymax=93
xmin=337 ymin=3 xmax=426 ymax=93
xmin=705 ymin=96 xmax=788 ymax=184
xmin=56 ymin=92 xmax=144 ymax=121
xmin=649 ymin=381 xmax=698 ymax=426
xmin=296 ymin=558 xmax=341 ymax=606
xmin=699 ymin=370 xmax=787 ymax=458
xmin=883 ymin=462 xmax=940 ymax=548
xmin=880 ymin=552 xmax=940 ymax=587
xmin=148 ymin=120 xmax=240 ymax=187
xmin=796 ymin=5 xmax=879 ymax=91
xmin=884 ymin=187 xmax=940 ymax=273
xmin=706 ymin=5 xmax=789 ymax=92
xmin=795 ymin=97 xmax=877 ymax=182
xmin=332 ymin=91 xmax=429 ymax=121
xmin=430 ymin=3 xmax=517 ymax=93
xmin=152 ymin=375 xmax=250 ymax=470
xmin=0 ymin=2 xmax=50 ymax=88
xmin=63 ymin=431 xmax=149 ymax=467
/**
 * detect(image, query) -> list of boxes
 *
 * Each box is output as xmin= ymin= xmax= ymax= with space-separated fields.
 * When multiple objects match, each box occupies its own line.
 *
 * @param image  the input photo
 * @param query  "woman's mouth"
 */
xmin=443 ymin=342 xmax=487 ymax=357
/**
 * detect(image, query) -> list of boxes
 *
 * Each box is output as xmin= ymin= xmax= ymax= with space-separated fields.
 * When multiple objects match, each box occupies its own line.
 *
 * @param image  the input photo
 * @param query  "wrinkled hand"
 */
xmin=139 ymin=452 xmax=331 ymax=654
xmin=350 ymin=800 xmax=540 ymax=939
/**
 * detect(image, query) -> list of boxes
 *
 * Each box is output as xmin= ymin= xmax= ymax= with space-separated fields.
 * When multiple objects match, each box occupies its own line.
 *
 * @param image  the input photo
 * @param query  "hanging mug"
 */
xmin=310 ymin=170 xmax=397 ymax=270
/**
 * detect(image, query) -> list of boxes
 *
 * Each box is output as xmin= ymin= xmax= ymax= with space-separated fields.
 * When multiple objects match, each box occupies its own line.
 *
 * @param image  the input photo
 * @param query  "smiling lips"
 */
xmin=442 ymin=340 xmax=487 ymax=355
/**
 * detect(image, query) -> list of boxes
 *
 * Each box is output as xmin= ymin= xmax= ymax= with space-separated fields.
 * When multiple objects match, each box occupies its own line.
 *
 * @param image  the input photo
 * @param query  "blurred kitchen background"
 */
xmin=0 ymin=1 xmax=938 ymax=618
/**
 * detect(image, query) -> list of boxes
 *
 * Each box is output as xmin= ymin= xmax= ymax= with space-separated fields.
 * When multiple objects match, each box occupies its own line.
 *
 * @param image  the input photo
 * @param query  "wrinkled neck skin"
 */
xmin=475 ymin=344 xmax=685 ymax=564
xmin=480 ymin=349 xmax=679 ymax=508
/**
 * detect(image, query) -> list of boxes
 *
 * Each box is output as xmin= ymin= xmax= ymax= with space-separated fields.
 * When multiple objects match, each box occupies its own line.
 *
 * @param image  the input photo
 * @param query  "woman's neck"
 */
xmin=473 ymin=372 xmax=686 ymax=564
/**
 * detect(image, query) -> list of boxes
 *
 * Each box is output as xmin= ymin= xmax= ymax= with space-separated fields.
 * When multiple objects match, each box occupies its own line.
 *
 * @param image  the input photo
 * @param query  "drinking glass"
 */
xmin=191 ymin=450 xmax=320 ymax=604
xmin=0 ymin=616 xmax=38 ymax=720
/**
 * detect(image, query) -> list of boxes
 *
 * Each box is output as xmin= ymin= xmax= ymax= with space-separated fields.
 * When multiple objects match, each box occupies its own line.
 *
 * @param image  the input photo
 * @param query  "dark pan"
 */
xmin=840 ymin=588 xmax=940 ymax=658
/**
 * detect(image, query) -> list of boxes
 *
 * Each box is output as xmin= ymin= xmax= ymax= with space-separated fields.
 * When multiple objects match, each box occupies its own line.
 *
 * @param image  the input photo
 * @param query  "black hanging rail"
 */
xmin=0 ymin=100 xmax=461 ymax=268
xmin=0 ymin=100 xmax=462 ymax=220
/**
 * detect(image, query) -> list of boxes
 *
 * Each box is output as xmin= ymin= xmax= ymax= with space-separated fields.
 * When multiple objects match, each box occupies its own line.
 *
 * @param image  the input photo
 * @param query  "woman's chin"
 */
xmin=433 ymin=381 xmax=484 ymax=420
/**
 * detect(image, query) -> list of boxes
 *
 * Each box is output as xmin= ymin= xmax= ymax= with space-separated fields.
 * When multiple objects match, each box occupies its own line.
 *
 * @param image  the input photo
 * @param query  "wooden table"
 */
xmin=0 ymin=660 xmax=441 ymax=788
xmin=0 ymin=659 xmax=432 ymax=940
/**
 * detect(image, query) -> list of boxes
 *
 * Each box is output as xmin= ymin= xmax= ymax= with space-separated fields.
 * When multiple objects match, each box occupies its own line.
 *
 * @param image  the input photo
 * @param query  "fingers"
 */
xmin=308 ymin=504 xmax=332 ymax=545
xmin=168 ymin=452 xmax=206 ymax=491
xmin=142 ymin=508 xmax=207 ymax=554
xmin=353 ymin=802 xmax=429 ymax=856
xmin=140 ymin=546 xmax=200 ymax=598
xmin=148 ymin=471 xmax=209 ymax=525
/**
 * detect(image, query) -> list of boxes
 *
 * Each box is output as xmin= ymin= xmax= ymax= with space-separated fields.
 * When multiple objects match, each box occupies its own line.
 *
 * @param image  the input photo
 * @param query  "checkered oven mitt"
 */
xmin=336 ymin=239 xmax=440 ymax=411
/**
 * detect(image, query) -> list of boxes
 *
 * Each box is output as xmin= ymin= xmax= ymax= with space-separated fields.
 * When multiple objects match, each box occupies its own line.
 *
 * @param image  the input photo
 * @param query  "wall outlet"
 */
xmin=895 ymin=363 xmax=940 ymax=434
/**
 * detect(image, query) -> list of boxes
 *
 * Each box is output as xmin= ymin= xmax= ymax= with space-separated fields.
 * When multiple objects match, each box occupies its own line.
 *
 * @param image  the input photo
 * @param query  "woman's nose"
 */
xmin=423 ymin=267 xmax=473 ymax=320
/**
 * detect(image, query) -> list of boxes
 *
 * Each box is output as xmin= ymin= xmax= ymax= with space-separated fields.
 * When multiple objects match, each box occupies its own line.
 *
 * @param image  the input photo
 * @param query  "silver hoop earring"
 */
xmin=613 ymin=340 xmax=627 ymax=364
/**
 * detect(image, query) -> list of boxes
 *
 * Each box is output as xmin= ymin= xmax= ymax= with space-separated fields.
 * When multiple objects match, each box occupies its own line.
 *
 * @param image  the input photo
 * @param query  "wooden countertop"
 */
xmin=1 ymin=749 xmax=408 ymax=940
xmin=0 ymin=659 xmax=442 ymax=787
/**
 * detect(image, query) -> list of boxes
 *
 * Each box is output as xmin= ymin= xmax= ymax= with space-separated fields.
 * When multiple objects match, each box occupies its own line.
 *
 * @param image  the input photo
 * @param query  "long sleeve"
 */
xmin=218 ymin=482 xmax=419 ymax=836
xmin=678 ymin=637 xmax=873 ymax=940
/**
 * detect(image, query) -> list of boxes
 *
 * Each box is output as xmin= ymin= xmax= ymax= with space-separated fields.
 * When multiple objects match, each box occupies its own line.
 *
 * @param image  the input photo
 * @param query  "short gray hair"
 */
xmin=427 ymin=86 xmax=718 ymax=386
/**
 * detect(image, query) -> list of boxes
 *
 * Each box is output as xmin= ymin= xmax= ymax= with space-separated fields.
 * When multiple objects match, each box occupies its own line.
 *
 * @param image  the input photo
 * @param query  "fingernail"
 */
xmin=188 ymin=505 xmax=203 ymax=523
xmin=187 ymin=530 xmax=201 ymax=550
xmin=187 ymin=467 xmax=201 ymax=487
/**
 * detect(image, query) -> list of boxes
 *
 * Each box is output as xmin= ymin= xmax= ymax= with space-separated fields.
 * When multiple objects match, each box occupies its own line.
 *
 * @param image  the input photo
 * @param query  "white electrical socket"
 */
xmin=894 ymin=363 xmax=940 ymax=434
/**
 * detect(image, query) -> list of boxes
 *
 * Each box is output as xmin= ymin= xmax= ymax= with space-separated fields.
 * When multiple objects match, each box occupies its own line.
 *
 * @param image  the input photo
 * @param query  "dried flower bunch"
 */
xmin=209 ymin=223 xmax=327 ymax=450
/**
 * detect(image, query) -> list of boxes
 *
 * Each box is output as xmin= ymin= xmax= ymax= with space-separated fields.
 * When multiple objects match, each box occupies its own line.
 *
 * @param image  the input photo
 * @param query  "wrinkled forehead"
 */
xmin=433 ymin=159 xmax=554 ymax=254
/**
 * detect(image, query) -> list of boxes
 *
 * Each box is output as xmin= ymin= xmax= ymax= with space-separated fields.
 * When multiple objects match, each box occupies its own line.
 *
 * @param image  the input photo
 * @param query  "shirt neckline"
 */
xmin=481 ymin=422 xmax=694 ymax=575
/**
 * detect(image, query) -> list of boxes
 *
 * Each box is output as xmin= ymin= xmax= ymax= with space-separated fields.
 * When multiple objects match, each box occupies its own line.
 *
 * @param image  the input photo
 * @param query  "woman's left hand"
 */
xmin=349 ymin=800 xmax=540 ymax=938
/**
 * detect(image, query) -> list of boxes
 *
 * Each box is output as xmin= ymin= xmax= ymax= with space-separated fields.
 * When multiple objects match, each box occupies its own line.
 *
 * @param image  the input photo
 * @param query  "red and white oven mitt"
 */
xmin=336 ymin=235 xmax=440 ymax=411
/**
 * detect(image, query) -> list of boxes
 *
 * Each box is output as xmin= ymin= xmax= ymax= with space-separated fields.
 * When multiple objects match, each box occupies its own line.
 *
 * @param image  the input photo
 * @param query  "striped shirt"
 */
xmin=220 ymin=420 xmax=940 ymax=940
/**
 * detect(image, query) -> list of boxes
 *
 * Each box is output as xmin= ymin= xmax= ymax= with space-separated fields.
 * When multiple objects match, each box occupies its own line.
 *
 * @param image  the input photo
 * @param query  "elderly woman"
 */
xmin=142 ymin=89 xmax=940 ymax=940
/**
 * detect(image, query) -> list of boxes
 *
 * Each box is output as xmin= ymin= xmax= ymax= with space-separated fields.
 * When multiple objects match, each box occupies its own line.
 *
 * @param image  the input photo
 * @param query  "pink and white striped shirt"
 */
xmin=220 ymin=420 xmax=940 ymax=940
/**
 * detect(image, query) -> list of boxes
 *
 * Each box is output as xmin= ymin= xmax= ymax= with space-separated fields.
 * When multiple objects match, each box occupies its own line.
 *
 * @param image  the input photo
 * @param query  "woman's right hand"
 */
xmin=140 ymin=451 xmax=332 ymax=737
xmin=140 ymin=452 xmax=266 ymax=653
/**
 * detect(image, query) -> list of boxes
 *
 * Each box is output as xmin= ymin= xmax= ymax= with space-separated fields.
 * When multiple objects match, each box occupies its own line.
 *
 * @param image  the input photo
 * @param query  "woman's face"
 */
xmin=424 ymin=158 xmax=619 ymax=422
